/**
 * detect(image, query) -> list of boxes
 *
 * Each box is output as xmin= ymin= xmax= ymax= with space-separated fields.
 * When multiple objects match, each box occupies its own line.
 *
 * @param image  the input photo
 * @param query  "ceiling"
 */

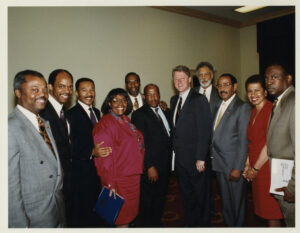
xmin=152 ymin=6 xmax=295 ymax=28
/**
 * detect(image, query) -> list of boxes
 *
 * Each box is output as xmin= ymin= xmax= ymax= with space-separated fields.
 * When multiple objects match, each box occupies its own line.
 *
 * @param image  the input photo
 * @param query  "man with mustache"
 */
xmin=39 ymin=69 xmax=74 ymax=226
xmin=211 ymin=73 xmax=251 ymax=226
xmin=66 ymin=78 xmax=103 ymax=227
xmin=131 ymin=84 xmax=172 ymax=227
xmin=125 ymin=72 xmax=144 ymax=113
xmin=8 ymin=70 xmax=65 ymax=227
xmin=265 ymin=63 xmax=295 ymax=227
xmin=194 ymin=62 xmax=221 ymax=114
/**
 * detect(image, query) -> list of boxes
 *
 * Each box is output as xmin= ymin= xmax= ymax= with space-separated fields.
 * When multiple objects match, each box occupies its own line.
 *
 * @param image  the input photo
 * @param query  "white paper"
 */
xmin=269 ymin=158 xmax=294 ymax=195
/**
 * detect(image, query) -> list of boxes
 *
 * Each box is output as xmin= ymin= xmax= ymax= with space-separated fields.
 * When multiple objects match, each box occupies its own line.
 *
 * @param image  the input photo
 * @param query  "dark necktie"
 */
xmin=59 ymin=108 xmax=68 ymax=134
xmin=203 ymin=88 xmax=206 ymax=98
xmin=89 ymin=108 xmax=97 ymax=126
xmin=36 ymin=115 xmax=56 ymax=158
xmin=155 ymin=107 xmax=169 ymax=136
xmin=175 ymin=97 xmax=182 ymax=125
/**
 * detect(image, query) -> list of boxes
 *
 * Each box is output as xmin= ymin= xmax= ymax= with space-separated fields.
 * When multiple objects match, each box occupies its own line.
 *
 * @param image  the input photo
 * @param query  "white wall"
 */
xmin=8 ymin=7 xmax=258 ymax=113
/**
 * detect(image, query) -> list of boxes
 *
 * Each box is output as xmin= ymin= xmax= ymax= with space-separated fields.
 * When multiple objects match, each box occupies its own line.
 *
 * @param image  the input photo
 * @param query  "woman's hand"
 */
xmin=109 ymin=188 xmax=117 ymax=199
xmin=246 ymin=167 xmax=258 ymax=181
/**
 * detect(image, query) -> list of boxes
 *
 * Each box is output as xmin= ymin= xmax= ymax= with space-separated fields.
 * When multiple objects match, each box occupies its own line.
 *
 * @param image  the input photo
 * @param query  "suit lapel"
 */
xmin=14 ymin=108 xmax=58 ymax=168
xmin=176 ymin=89 xmax=193 ymax=126
xmin=214 ymin=96 xmax=237 ymax=132
xmin=76 ymin=103 xmax=94 ymax=128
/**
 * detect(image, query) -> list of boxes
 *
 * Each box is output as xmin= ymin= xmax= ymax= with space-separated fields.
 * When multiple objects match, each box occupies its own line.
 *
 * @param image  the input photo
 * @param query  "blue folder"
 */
xmin=94 ymin=186 xmax=124 ymax=226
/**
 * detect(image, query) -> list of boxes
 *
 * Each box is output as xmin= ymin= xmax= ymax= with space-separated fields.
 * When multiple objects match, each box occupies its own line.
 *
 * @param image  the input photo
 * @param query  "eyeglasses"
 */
xmin=216 ymin=83 xmax=232 ymax=88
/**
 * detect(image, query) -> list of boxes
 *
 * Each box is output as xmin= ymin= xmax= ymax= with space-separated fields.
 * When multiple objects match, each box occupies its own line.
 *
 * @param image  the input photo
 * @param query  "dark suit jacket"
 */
xmin=194 ymin=85 xmax=222 ymax=115
xmin=40 ymin=101 xmax=71 ymax=171
xmin=211 ymin=96 xmax=251 ymax=176
xmin=171 ymin=89 xmax=212 ymax=175
xmin=131 ymin=104 xmax=172 ymax=174
xmin=66 ymin=103 xmax=100 ymax=161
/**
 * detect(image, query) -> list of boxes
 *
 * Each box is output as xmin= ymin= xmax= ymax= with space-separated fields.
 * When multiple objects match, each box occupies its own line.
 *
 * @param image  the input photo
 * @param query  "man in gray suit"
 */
xmin=211 ymin=73 xmax=251 ymax=226
xmin=8 ymin=70 xmax=66 ymax=227
xmin=265 ymin=63 xmax=295 ymax=227
xmin=194 ymin=62 xmax=222 ymax=114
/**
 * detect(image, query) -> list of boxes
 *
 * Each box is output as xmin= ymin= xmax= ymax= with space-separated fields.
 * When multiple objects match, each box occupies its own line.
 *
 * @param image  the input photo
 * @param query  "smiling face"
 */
xmin=247 ymin=82 xmax=267 ymax=107
xmin=15 ymin=75 xmax=48 ymax=115
xmin=217 ymin=76 xmax=237 ymax=101
xmin=145 ymin=85 xmax=160 ymax=108
xmin=75 ymin=81 xmax=95 ymax=106
xmin=197 ymin=66 xmax=213 ymax=88
xmin=48 ymin=71 xmax=73 ymax=104
xmin=265 ymin=65 xmax=292 ymax=98
xmin=109 ymin=94 xmax=128 ymax=116
xmin=126 ymin=75 xmax=140 ymax=97
xmin=173 ymin=71 xmax=191 ymax=94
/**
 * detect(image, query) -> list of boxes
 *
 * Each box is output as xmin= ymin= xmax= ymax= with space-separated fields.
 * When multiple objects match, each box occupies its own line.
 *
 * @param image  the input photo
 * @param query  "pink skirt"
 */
xmin=114 ymin=175 xmax=141 ymax=225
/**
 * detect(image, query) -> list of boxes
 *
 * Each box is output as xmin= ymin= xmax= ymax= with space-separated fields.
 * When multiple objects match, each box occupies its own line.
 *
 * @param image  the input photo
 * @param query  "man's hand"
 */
xmin=275 ymin=187 xmax=295 ymax=203
xmin=147 ymin=166 xmax=159 ymax=183
xmin=229 ymin=169 xmax=241 ymax=181
xmin=196 ymin=160 xmax=205 ymax=172
xmin=159 ymin=101 xmax=168 ymax=111
xmin=92 ymin=141 xmax=112 ymax=158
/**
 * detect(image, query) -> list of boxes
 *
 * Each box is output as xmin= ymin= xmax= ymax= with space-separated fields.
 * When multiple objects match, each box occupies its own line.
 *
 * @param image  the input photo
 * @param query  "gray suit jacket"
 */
xmin=211 ymin=96 xmax=251 ymax=176
xmin=8 ymin=108 xmax=66 ymax=228
xmin=194 ymin=85 xmax=222 ymax=114
xmin=267 ymin=86 xmax=295 ymax=195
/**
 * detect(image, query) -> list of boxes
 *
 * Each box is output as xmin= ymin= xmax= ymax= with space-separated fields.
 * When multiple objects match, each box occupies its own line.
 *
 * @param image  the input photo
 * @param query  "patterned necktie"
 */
xmin=134 ymin=97 xmax=139 ymax=111
xmin=214 ymin=102 xmax=226 ymax=131
xmin=155 ymin=107 xmax=169 ymax=136
xmin=36 ymin=115 xmax=56 ymax=157
xmin=175 ymin=97 xmax=182 ymax=125
xmin=89 ymin=108 xmax=97 ymax=126
xmin=203 ymin=88 xmax=206 ymax=98
xmin=60 ymin=108 xmax=68 ymax=134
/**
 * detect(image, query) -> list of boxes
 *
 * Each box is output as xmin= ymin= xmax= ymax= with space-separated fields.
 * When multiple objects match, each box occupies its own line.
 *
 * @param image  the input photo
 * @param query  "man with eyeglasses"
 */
xmin=265 ymin=63 xmax=295 ymax=227
xmin=211 ymin=73 xmax=251 ymax=226
xmin=194 ymin=62 xmax=221 ymax=114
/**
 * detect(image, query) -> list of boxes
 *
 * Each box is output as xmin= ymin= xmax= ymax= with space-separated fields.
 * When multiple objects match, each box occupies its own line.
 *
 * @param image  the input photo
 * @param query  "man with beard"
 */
xmin=194 ymin=62 xmax=221 ymax=114
xmin=66 ymin=78 xmax=102 ymax=227
xmin=265 ymin=63 xmax=295 ymax=227
xmin=211 ymin=73 xmax=251 ymax=226
xmin=132 ymin=84 xmax=172 ymax=227
xmin=39 ymin=69 xmax=73 ymax=226
xmin=9 ymin=70 xmax=65 ymax=227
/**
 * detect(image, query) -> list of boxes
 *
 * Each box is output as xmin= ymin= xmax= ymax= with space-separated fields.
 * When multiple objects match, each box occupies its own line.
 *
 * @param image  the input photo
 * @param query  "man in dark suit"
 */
xmin=170 ymin=65 xmax=212 ymax=227
xmin=194 ymin=62 xmax=222 ymax=114
xmin=211 ymin=73 xmax=251 ymax=226
xmin=132 ymin=84 xmax=172 ymax=227
xmin=125 ymin=72 xmax=144 ymax=113
xmin=66 ymin=78 xmax=102 ymax=227
xmin=39 ymin=69 xmax=73 ymax=226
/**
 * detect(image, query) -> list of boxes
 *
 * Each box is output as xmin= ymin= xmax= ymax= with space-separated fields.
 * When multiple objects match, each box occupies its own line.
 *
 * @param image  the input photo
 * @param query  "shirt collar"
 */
xmin=78 ymin=100 xmax=92 ymax=111
xmin=48 ymin=94 xmax=63 ymax=116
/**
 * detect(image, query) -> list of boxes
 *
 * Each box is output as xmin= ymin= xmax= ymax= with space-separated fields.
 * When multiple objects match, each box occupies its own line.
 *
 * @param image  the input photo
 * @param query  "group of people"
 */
xmin=8 ymin=61 xmax=294 ymax=228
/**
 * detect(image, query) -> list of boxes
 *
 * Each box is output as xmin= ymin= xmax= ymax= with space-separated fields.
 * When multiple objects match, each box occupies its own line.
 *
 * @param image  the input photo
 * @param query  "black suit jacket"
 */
xmin=40 ymin=101 xmax=71 ymax=170
xmin=171 ymin=89 xmax=212 ymax=174
xmin=194 ymin=85 xmax=222 ymax=115
xmin=131 ymin=105 xmax=172 ymax=174
xmin=66 ymin=103 xmax=100 ymax=160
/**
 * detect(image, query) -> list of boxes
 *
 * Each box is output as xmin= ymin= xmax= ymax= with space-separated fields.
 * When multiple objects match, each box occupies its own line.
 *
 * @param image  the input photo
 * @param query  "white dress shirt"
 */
xmin=129 ymin=93 xmax=143 ymax=110
xmin=17 ymin=105 xmax=39 ymax=132
xmin=78 ymin=100 xmax=98 ymax=123
xmin=48 ymin=95 xmax=70 ymax=134
xmin=199 ymin=85 xmax=212 ymax=102
xmin=150 ymin=105 xmax=170 ymax=136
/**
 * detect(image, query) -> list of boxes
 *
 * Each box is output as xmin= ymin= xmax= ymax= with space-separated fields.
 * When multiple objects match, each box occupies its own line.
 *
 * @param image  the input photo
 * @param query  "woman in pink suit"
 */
xmin=243 ymin=75 xmax=282 ymax=227
xmin=93 ymin=88 xmax=144 ymax=227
